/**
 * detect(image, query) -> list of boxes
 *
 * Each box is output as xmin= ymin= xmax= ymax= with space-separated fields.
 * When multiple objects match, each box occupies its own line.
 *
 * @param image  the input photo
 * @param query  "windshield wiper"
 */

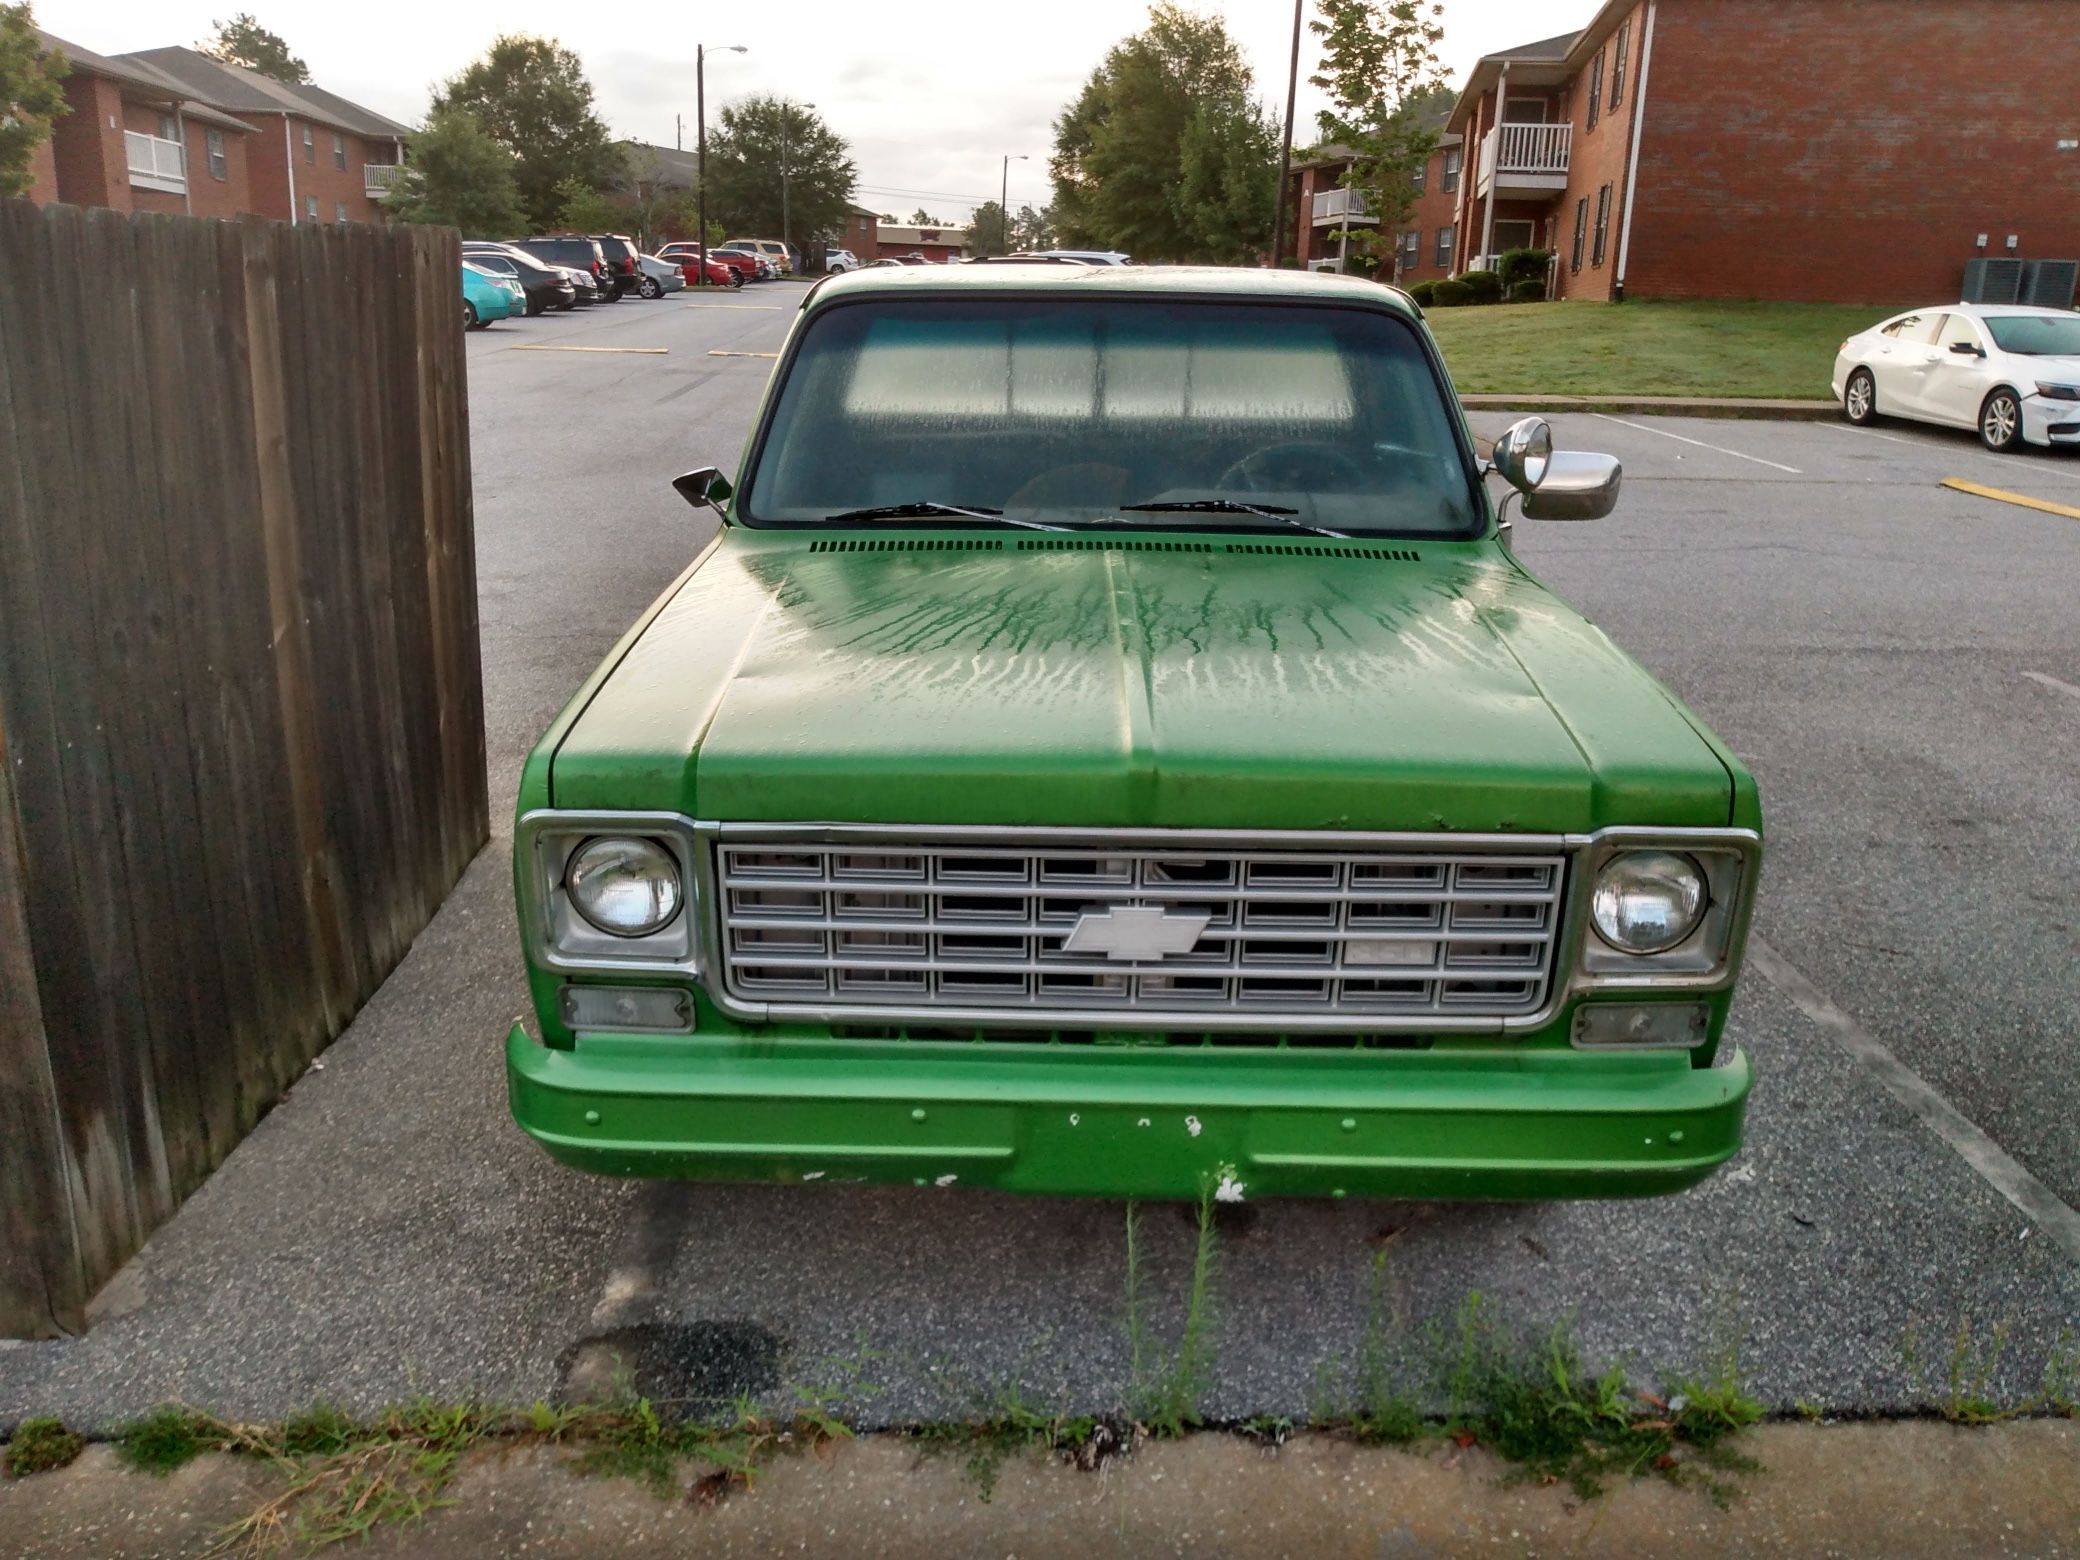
xmin=1115 ymin=498 xmax=1348 ymax=539
xmin=823 ymin=501 xmax=1065 ymax=531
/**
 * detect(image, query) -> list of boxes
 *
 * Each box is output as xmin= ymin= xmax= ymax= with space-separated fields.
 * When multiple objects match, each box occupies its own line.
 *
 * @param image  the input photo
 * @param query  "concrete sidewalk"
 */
xmin=3 ymin=1422 xmax=2075 ymax=1559
xmin=1460 ymin=393 xmax=1837 ymax=419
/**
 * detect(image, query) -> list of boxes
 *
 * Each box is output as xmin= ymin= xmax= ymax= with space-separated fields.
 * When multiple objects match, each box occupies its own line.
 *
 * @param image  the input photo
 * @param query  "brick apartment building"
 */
xmin=1285 ymin=0 xmax=2080 ymax=304
xmin=1285 ymin=113 xmax=1461 ymax=283
xmin=23 ymin=32 xmax=408 ymax=226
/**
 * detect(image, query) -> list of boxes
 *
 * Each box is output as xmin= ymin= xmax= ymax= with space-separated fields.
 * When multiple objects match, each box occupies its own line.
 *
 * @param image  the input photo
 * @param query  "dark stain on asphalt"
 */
xmin=559 ymin=1319 xmax=783 ymax=1414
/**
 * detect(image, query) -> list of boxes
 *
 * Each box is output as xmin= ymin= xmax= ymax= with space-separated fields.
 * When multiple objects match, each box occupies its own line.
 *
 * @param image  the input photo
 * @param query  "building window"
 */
xmin=1399 ymin=229 xmax=1420 ymax=272
xmin=333 ymin=132 xmax=346 ymax=170
xmin=1592 ymin=183 xmax=1613 ymax=266
xmin=1611 ymin=22 xmax=1630 ymax=108
xmin=206 ymin=128 xmax=226 ymax=180
xmin=1435 ymin=226 xmax=1454 ymax=268
xmin=1571 ymin=196 xmax=1588 ymax=272
xmin=1586 ymin=49 xmax=1604 ymax=128
xmin=301 ymin=122 xmax=314 ymax=162
xmin=335 ymin=201 xmax=348 ymax=223
xmin=305 ymin=195 xmax=319 ymax=224
xmin=1410 ymin=158 xmax=1425 ymax=194
xmin=1440 ymin=146 xmax=1461 ymax=193
xmin=158 ymin=112 xmax=177 ymax=140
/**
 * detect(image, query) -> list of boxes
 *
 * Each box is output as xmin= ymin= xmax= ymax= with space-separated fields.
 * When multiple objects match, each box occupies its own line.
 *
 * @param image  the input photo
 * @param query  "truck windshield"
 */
xmin=739 ymin=297 xmax=1481 ymax=536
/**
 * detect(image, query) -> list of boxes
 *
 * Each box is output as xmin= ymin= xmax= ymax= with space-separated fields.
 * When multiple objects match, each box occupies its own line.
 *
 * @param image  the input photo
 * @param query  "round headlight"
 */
xmin=566 ymin=836 xmax=682 ymax=937
xmin=1591 ymin=851 xmax=1707 ymax=954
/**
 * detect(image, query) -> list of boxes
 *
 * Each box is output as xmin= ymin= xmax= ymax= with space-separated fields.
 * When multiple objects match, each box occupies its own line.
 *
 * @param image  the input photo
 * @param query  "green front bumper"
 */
xmin=505 ymin=1027 xmax=1751 ymax=1201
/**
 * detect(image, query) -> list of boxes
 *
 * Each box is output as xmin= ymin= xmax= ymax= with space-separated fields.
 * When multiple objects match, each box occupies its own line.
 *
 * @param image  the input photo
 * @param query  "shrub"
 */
xmin=1406 ymin=279 xmax=1437 ymax=307
xmin=1457 ymin=269 xmax=1504 ymax=305
xmin=1428 ymin=279 xmax=1473 ymax=307
xmin=1497 ymin=247 xmax=1552 ymax=289
xmin=1508 ymin=279 xmax=1548 ymax=304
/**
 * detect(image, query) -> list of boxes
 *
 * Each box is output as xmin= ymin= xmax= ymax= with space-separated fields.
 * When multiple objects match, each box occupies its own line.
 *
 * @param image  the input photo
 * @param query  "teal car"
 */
xmin=463 ymin=260 xmax=524 ymax=329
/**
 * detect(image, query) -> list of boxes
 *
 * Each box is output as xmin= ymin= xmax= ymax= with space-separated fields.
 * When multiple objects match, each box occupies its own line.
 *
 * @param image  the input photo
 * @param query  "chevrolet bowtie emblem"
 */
xmin=1061 ymin=905 xmax=1212 ymax=961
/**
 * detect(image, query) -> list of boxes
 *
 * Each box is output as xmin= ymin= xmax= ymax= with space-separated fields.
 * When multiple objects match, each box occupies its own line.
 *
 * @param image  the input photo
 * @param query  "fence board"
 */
xmin=0 ymin=201 xmax=487 ymax=1336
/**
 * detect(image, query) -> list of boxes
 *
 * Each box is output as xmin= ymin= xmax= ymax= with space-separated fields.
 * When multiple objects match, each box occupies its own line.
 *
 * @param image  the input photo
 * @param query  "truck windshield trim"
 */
xmin=735 ymin=295 xmax=1486 ymax=540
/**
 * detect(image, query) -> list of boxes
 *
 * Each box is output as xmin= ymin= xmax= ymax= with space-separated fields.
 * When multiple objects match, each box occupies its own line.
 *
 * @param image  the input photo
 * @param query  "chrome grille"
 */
xmin=714 ymin=834 xmax=1566 ymax=1023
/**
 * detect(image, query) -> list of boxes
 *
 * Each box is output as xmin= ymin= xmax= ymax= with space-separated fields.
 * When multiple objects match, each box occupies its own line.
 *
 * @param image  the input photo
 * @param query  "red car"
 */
xmin=661 ymin=243 xmax=756 ymax=285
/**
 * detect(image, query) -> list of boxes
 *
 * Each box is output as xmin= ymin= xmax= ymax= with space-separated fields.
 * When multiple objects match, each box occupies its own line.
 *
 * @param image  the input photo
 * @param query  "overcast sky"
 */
xmin=36 ymin=0 xmax=1588 ymax=220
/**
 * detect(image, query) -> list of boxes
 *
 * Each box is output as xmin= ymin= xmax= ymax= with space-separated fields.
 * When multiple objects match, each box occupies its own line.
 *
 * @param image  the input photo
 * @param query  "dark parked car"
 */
xmin=462 ymin=243 xmax=578 ymax=314
xmin=509 ymin=236 xmax=616 ymax=301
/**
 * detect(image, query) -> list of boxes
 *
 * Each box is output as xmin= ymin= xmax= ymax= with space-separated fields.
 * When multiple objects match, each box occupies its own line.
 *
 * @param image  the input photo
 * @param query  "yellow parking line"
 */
xmin=686 ymin=304 xmax=787 ymax=310
xmin=510 ymin=344 xmax=668 ymax=355
xmin=708 ymin=349 xmax=779 ymax=359
xmin=1940 ymin=478 xmax=2080 ymax=521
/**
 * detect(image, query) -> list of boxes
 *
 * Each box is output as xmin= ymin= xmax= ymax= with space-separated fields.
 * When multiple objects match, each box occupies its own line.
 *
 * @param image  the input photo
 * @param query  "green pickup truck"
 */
xmin=506 ymin=266 xmax=1760 ymax=1202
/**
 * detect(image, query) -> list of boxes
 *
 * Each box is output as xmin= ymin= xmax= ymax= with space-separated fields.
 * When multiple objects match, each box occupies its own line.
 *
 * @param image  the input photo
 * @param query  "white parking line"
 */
xmin=1828 ymin=423 xmax=2080 ymax=483
xmin=1748 ymin=937 xmax=2080 ymax=1264
xmin=2024 ymin=670 xmax=2080 ymax=701
xmin=1591 ymin=414 xmax=1803 ymax=473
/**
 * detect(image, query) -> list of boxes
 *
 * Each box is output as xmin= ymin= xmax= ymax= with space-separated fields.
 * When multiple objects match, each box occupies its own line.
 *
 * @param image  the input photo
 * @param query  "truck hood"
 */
xmin=549 ymin=534 xmax=1733 ymax=833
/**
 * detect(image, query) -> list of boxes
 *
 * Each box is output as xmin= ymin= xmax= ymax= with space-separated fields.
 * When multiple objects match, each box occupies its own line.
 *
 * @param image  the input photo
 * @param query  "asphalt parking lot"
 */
xmin=2 ymin=289 xmax=2076 ymax=1434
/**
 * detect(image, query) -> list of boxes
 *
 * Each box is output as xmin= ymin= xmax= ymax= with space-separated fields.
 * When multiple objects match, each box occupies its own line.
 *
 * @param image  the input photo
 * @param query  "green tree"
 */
xmin=908 ymin=207 xmax=942 ymax=226
xmin=706 ymin=96 xmax=855 ymax=247
xmin=618 ymin=143 xmax=698 ymax=245
xmin=553 ymin=177 xmax=621 ymax=234
xmin=1176 ymin=99 xmax=1278 ymax=263
xmin=432 ymin=35 xmax=618 ymax=230
xmin=1012 ymin=204 xmax=1055 ymax=251
xmin=0 ymin=2 xmax=69 ymax=197
xmin=1047 ymin=4 xmax=1276 ymax=262
xmin=199 ymin=12 xmax=308 ymax=83
xmin=1309 ymin=0 xmax=1450 ymax=270
xmin=382 ymin=105 xmax=526 ymax=235
xmin=969 ymin=200 xmax=1009 ymax=255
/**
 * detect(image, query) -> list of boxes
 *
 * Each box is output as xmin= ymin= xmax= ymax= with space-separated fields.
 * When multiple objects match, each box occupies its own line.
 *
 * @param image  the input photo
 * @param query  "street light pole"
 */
xmin=1271 ymin=0 xmax=1303 ymax=268
xmin=999 ymin=152 xmax=1027 ymax=254
xmin=695 ymin=43 xmax=746 ymax=287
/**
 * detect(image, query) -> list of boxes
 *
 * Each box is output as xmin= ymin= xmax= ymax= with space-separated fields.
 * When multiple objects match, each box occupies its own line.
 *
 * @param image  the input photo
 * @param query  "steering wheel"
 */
xmin=1217 ymin=441 xmax=1370 ymax=494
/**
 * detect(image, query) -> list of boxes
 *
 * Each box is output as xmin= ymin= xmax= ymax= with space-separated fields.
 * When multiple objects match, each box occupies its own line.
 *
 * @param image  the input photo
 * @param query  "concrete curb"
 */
xmin=1461 ymin=394 xmax=1839 ymax=420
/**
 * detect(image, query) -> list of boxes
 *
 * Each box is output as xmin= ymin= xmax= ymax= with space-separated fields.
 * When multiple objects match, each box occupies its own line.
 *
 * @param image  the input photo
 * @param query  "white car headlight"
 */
xmin=566 ymin=836 xmax=683 ymax=937
xmin=1591 ymin=850 xmax=1707 ymax=955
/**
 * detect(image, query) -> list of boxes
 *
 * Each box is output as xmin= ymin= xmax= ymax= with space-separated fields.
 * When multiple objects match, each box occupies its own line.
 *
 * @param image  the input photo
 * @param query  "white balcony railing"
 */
xmin=364 ymin=162 xmax=404 ymax=197
xmin=1478 ymin=122 xmax=1572 ymax=187
xmin=1309 ymin=186 xmax=1377 ymax=226
xmin=124 ymin=131 xmax=187 ymax=194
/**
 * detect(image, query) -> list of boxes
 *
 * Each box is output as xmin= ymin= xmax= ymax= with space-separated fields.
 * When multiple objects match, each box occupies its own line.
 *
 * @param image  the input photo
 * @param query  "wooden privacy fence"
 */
xmin=0 ymin=201 xmax=488 ymax=1338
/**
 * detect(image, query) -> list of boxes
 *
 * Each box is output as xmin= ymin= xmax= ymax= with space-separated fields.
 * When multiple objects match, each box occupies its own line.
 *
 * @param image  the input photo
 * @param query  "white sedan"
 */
xmin=1832 ymin=303 xmax=2080 ymax=451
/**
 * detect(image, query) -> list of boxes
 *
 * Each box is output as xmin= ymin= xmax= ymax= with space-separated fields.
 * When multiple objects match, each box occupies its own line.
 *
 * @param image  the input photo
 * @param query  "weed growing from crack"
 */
xmin=1350 ymin=1250 xmax=1424 ymax=1445
xmin=1126 ymin=1178 xmax=1223 ymax=1438
xmin=1905 ymin=1315 xmax=2013 ymax=1425
xmin=2040 ymin=1328 xmax=2078 ymax=1417
xmin=3 ymin=1417 xmax=86 ymax=1477
xmin=906 ymin=1380 xmax=1118 ymax=1501
xmin=116 ymin=1405 xmax=225 ymax=1475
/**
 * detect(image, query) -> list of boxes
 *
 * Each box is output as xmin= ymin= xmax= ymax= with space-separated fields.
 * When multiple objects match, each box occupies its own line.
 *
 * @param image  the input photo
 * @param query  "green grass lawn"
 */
xmin=1423 ymin=299 xmax=1878 ymax=400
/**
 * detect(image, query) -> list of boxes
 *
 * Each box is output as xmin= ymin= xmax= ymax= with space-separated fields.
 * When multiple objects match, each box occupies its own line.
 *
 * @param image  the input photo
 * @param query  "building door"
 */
xmin=1502 ymin=97 xmax=1549 ymax=123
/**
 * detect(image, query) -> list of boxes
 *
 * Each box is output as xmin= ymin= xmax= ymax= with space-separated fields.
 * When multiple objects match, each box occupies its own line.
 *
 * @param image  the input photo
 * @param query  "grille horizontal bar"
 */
xmin=715 ymin=837 xmax=1566 ymax=1021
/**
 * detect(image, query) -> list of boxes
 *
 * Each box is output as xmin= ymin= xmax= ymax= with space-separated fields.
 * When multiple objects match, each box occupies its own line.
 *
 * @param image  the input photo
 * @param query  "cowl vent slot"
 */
xmin=1017 ymin=538 xmax=1215 ymax=553
xmin=1224 ymin=542 xmax=1420 ymax=561
xmin=808 ymin=538 xmax=1005 ymax=553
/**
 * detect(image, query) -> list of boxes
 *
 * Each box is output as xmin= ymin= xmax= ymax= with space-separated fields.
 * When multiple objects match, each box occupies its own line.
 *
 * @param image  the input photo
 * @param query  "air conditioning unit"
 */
xmin=1961 ymin=257 xmax=2024 ymax=304
xmin=2019 ymin=259 xmax=2078 ymax=309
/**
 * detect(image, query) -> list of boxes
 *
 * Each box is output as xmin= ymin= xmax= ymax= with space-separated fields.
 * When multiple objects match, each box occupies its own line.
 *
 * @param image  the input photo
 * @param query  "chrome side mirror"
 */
xmin=1521 ymin=451 xmax=1623 ymax=521
xmin=672 ymin=466 xmax=733 ymax=519
xmin=1490 ymin=416 xmax=1552 ymax=491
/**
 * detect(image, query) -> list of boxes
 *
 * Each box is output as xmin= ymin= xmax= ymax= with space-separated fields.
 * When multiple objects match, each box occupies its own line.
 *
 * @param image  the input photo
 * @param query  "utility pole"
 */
xmin=1270 ymin=0 xmax=1303 ymax=268
xmin=675 ymin=113 xmax=682 ymax=151
xmin=999 ymin=153 xmax=1027 ymax=254
xmin=695 ymin=43 xmax=746 ymax=287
